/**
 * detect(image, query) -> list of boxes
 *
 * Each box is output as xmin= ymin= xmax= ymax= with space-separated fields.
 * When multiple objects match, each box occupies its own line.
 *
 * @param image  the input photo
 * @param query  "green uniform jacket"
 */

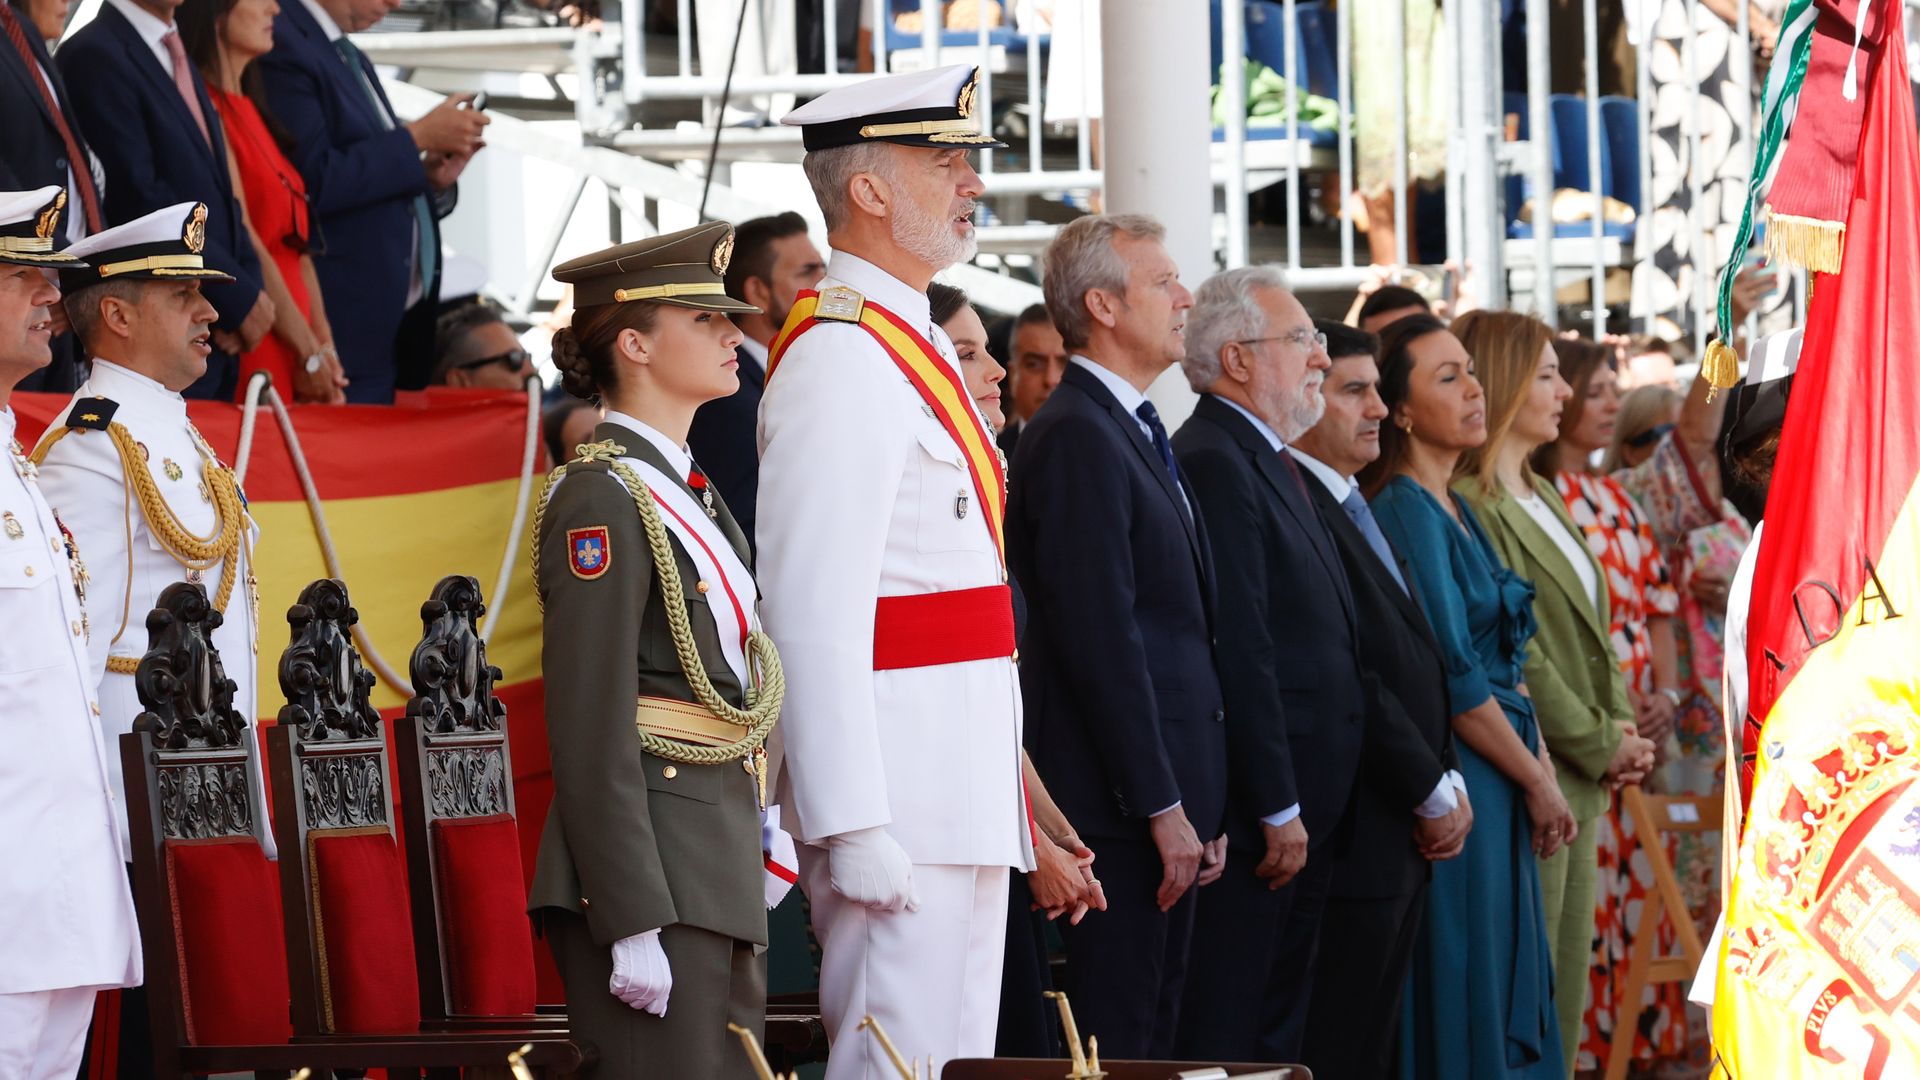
xmin=1456 ymin=474 xmax=1630 ymax=821
xmin=527 ymin=421 xmax=769 ymax=949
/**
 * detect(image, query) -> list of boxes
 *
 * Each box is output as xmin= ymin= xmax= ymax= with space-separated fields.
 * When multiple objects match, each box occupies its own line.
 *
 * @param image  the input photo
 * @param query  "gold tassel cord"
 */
xmin=1701 ymin=339 xmax=1742 ymax=402
xmin=531 ymin=442 xmax=783 ymax=772
xmin=1761 ymin=207 xmax=1846 ymax=274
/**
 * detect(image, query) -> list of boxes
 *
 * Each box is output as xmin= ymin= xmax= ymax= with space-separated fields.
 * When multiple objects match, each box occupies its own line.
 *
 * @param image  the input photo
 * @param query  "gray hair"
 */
xmin=64 ymin=279 xmax=149 ymax=352
xmin=802 ymin=142 xmax=897 ymax=232
xmin=1041 ymin=213 xmax=1166 ymax=352
xmin=1180 ymin=265 xmax=1291 ymax=392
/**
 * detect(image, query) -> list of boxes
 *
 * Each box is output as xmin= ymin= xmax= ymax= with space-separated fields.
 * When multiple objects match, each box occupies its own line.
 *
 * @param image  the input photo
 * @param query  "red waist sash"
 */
xmin=872 ymin=585 xmax=1016 ymax=670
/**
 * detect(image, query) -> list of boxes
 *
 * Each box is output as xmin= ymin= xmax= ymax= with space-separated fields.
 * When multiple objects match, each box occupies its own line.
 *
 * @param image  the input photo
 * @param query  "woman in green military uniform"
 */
xmin=528 ymin=220 xmax=784 ymax=1078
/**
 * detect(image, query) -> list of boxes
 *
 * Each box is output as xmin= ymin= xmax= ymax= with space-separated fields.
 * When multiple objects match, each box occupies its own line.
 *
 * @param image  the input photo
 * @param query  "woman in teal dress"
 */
xmin=1358 ymin=315 xmax=1572 ymax=1079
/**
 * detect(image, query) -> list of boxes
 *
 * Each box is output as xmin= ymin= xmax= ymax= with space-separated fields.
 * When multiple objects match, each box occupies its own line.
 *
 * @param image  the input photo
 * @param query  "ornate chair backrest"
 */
xmin=394 ymin=574 xmax=538 ymax=1019
xmin=265 ymin=578 xmax=422 ymax=1036
xmin=122 ymin=582 xmax=293 ymax=1069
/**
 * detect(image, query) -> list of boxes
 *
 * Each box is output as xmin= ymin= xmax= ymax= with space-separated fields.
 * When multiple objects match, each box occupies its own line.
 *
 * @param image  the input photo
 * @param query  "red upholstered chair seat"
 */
xmin=430 ymin=814 xmax=539 ymax=1016
xmin=163 ymin=837 xmax=293 ymax=1045
xmin=309 ymin=828 xmax=423 ymax=1033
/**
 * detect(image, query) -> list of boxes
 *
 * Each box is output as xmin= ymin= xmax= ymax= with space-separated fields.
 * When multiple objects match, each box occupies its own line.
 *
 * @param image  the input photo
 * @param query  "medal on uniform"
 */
xmin=2 ymin=511 xmax=20 ymax=540
xmin=955 ymin=491 xmax=969 ymax=519
xmin=6 ymin=438 xmax=33 ymax=480
xmin=688 ymin=467 xmax=718 ymax=519
xmin=163 ymin=457 xmax=183 ymax=481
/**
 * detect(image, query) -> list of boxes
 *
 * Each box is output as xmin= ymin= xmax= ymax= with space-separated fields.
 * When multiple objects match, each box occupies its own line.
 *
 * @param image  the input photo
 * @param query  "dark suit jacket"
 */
xmin=527 ymin=421 xmax=766 ymax=949
xmin=0 ymin=3 xmax=95 ymax=225
xmin=58 ymin=2 xmax=264 ymax=396
xmin=1009 ymin=362 xmax=1227 ymax=845
xmin=686 ymin=343 xmax=765 ymax=549
xmin=1302 ymin=470 xmax=1458 ymax=898
xmin=1172 ymin=395 xmax=1365 ymax=852
xmin=258 ymin=0 xmax=448 ymax=402
xmin=1 ymin=11 xmax=94 ymax=394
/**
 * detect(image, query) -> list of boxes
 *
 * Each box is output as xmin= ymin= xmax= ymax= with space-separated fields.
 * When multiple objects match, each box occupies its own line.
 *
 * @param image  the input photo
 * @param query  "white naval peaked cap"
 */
xmin=0 ymin=186 xmax=86 ymax=267
xmin=59 ymin=201 xmax=235 ymax=291
xmin=781 ymin=63 xmax=1006 ymax=152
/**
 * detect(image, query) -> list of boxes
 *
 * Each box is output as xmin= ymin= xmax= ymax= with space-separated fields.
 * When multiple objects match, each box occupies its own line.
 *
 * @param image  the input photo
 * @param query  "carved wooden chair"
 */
xmin=124 ymin=581 xmax=586 ymax=1076
xmin=393 ymin=575 xmax=554 ymax=1024
xmin=262 ymin=578 xmax=587 ymax=1071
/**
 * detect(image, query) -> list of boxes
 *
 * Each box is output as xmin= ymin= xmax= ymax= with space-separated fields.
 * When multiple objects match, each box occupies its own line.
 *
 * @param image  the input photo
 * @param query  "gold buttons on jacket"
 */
xmin=22 ymin=564 xmax=33 ymax=577
xmin=662 ymin=765 xmax=679 ymax=779
xmin=695 ymin=581 xmax=710 ymax=594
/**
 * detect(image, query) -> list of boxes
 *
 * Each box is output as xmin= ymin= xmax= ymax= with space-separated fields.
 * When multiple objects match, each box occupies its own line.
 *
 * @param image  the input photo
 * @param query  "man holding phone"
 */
xmin=259 ymin=0 xmax=490 ymax=402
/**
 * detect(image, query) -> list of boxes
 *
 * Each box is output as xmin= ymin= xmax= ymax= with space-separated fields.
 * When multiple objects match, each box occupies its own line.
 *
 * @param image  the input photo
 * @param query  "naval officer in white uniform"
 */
xmin=32 ymin=202 xmax=271 ymax=866
xmin=756 ymin=65 xmax=1035 ymax=1078
xmin=0 ymin=187 xmax=141 ymax=1080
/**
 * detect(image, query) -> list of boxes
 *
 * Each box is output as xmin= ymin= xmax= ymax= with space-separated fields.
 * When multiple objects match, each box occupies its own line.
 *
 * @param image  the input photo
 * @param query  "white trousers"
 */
xmin=0 ymin=986 xmax=98 ymax=1080
xmin=800 ymin=849 xmax=1010 ymax=1080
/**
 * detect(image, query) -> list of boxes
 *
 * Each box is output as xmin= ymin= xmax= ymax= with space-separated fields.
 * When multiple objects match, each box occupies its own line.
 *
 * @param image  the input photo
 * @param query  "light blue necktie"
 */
xmin=333 ymin=36 xmax=438 ymax=293
xmin=1343 ymin=485 xmax=1408 ymax=596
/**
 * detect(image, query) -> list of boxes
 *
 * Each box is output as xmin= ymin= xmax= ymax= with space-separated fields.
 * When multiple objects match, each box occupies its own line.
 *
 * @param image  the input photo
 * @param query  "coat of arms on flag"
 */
xmin=568 ymin=526 xmax=611 ymax=580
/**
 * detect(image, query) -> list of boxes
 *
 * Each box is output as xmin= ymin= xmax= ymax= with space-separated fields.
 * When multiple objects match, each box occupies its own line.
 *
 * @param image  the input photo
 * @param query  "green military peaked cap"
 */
xmin=552 ymin=221 xmax=762 ymax=313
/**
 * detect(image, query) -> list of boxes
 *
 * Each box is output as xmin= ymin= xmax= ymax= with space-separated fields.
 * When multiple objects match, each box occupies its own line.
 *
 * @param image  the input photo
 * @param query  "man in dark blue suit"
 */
xmin=1008 ymin=213 xmax=1227 ymax=1060
xmin=258 ymin=0 xmax=486 ymax=402
xmin=58 ymin=0 xmax=272 ymax=400
xmin=1294 ymin=320 xmax=1468 ymax=1080
xmin=688 ymin=210 xmax=823 ymax=548
xmin=1169 ymin=267 xmax=1363 ymax=1064
xmin=0 ymin=0 xmax=102 ymax=391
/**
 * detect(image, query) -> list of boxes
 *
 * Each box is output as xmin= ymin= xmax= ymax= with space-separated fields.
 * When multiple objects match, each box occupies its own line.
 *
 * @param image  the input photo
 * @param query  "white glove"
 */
xmin=826 ymin=826 xmax=920 ymax=913
xmin=609 ymin=929 xmax=672 ymax=1016
xmin=763 ymin=805 xmax=799 ymax=910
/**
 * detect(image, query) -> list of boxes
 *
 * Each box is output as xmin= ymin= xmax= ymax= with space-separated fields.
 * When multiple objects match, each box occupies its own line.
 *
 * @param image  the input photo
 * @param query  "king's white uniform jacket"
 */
xmin=756 ymin=251 xmax=1032 ymax=871
xmin=0 ymin=408 xmax=140 ymax=996
xmin=36 ymin=360 xmax=271 ymax=861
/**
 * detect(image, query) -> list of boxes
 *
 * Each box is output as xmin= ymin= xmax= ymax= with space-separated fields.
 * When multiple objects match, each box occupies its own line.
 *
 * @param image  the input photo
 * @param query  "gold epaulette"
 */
xmin=815 ymin=285 xmax=865 ymax=322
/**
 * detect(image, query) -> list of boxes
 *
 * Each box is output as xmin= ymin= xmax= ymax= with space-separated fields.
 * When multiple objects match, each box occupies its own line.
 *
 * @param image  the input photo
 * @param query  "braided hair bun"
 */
xmin=550 ymin=326 xmax=600 ymax=402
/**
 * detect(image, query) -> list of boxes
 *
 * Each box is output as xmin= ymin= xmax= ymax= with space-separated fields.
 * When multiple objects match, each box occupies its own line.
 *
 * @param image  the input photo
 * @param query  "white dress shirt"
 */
xmin=104 ymin=0 xmax=173 ymax=73
xmin=1291 ymin=445 xmax=1463 ymax=819
xmin=1515 ymin=489 xmax=1600 ymax=609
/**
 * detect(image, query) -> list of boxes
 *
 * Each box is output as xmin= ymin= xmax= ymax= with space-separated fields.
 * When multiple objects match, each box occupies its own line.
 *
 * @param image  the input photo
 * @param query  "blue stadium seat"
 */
xmin=1599 ymin=95 xmax=1640 ymax=215
xmin=884 ymin=0 xmax=1020 ymax=56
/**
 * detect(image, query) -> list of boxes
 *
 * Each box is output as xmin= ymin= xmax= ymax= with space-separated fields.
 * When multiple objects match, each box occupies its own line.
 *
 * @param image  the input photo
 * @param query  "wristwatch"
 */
xmin=304 ymin=353 xmax=325 ymax=375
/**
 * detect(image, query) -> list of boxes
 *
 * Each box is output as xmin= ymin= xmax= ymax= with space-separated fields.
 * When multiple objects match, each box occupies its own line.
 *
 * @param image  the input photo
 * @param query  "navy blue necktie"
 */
xmin=1135 ymin=400 xmax=1182 ymax=489
xmin=1342 ymin=485 xmax=1409 ymax=596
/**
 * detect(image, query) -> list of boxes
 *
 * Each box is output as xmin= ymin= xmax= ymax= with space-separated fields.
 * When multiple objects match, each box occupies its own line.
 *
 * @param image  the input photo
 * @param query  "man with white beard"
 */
xmin=755 ymin=65 xmax=1035 ymax=1079
xmin=1169 ymin=268 xmax=1375 ymax=1063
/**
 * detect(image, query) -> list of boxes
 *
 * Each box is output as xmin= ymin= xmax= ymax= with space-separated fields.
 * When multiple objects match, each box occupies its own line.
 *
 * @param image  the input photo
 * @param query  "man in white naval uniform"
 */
xmin=32 ymin=201 xmax=271 ymax=872
xmin=757 ymin=65 xmax=1035 ymax=1079
xmin=0 ymin=187 xmax=140 ymax=1080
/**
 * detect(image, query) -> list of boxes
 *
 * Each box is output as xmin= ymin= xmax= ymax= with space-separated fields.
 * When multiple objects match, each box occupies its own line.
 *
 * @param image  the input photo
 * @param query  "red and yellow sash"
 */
xmin=768 ymin=288 xmax=1007 ymax=562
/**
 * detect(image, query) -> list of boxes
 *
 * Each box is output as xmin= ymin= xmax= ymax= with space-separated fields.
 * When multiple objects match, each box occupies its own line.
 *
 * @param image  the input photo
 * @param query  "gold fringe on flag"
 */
xmin=1761 ymin=206 xmax=1847 ymax=273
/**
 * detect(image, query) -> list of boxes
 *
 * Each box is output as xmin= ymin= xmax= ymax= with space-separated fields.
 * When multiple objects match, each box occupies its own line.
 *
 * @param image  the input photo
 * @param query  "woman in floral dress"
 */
xmin=1537 ymin=339 xmax=1687 ymax=1074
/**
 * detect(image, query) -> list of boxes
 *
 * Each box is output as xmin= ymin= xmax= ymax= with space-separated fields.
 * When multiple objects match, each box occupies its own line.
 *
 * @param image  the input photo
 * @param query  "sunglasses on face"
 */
xmin=1625 ymin=421 xmax=1674 ymax=449
xmin=457 ymin=347 xmax=533 ymax=373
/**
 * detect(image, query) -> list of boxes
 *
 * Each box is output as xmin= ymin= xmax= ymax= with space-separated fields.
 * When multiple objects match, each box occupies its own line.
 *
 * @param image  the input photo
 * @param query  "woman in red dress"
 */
xmin=180 ymin=0 xmax=348 ymax=402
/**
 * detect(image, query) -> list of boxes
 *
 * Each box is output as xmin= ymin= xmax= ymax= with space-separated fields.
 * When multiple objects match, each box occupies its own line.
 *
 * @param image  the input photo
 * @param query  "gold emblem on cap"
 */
xmin=185 ymin=205 xmax=208 ymax=254
xmin=957 ymin=73 xmax=979 ymax=119
xmin=711 ymin=231 xmax=735 ymax=276
xmin=35 ymin=192 xmax=65 ymax=240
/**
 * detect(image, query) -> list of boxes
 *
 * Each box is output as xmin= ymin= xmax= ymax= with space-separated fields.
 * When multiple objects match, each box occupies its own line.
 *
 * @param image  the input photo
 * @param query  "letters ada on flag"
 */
xmin=1713 ymin=0 xmax=1920 ymax=1073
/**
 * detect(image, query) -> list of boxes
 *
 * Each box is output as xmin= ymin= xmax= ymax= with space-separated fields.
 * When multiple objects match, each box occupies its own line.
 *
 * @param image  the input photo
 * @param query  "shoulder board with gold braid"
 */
xmin=765 ymin=286 xmax=865 ymax=379
xmin=28 ymin=396 xmax=119 ymax=464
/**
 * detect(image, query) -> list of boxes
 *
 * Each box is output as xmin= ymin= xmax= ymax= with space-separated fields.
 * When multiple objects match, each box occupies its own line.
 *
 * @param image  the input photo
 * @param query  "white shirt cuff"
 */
xmin=1150 ymin=800 xmax=1182 ymax=818
xmin=1260 ymin=804 xmax=1302 ymax=828
xmin=1448 ymin=770 xmax=1467 ymax=793
xmin=1414 ymin=777 xmax=1460 ymax=819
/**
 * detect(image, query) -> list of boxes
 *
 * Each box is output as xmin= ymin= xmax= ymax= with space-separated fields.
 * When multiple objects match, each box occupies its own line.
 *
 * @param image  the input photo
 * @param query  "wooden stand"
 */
xmin=1602 ymin=784 xmax=1721 ymax=1080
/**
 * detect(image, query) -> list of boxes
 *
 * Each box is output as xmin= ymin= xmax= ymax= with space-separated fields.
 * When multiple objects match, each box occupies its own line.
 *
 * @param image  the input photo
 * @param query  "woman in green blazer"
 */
xmin=1448 ymin=312 xmax=1658 ymax=1073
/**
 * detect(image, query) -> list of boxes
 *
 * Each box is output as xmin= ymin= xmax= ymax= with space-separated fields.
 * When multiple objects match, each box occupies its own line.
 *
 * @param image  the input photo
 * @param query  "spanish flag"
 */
xmin=1713 ymin=0 xmax=1920 ymax=1071
xmin=14 ymin=387 xmax=564 ymax=999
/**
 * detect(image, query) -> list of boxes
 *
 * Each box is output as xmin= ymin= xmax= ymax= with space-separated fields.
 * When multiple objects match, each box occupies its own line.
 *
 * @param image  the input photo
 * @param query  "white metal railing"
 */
xmin=371 ymin=0 xmax=1814 ymax=338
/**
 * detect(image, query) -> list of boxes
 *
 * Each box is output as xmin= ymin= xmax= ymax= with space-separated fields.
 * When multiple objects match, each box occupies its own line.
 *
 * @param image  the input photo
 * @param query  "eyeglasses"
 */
xmin=1624 ymin=421 xmax=1674 ymax=449
xmin=1238 ymin=328 xmax=1328 ymax=354
xmin=457 ymin=347 xmax=533 ymax=373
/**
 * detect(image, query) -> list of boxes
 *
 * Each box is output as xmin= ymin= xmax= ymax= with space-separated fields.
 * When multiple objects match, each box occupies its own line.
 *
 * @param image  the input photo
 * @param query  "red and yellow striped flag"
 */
xmin=15 ymin=386 xmax=563 ymax=999
xmin=1714 ymin=0 xmax=1920 ymax=1072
